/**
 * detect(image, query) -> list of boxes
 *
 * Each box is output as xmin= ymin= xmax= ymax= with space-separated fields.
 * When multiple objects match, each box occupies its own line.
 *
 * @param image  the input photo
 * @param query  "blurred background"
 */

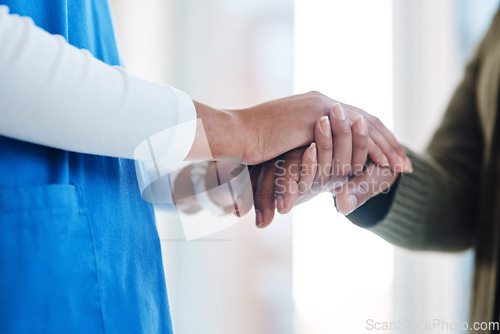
xmin=109 ymin=0 xmax=499 ymax=333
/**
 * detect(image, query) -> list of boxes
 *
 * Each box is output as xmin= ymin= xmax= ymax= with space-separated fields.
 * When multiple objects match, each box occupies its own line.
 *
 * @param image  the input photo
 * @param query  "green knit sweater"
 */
xmin=351 ymin=8 xmax=500 ymax=328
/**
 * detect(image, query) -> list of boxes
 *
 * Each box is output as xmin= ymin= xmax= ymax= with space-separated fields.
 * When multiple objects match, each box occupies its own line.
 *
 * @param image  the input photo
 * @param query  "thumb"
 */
xmin=335 ymin=163 xmax=398 ymax=215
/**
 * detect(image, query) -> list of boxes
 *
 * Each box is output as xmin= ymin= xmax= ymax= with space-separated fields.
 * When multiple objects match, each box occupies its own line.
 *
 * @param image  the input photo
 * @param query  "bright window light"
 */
xmin=293 ymin=1 xmax=394 ymax=333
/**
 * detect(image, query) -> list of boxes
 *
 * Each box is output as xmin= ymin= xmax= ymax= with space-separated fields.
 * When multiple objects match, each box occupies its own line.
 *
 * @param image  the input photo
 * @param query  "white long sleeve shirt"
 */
xmin=0 ymin=5 xmax=196 ymax=166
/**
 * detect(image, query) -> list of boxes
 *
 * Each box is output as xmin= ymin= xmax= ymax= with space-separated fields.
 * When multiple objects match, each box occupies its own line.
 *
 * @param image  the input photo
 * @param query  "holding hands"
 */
xmin=181 ymin=92 xmax=409 ymax=225
xmin=249 ymin=100 xmax=408 ymax=227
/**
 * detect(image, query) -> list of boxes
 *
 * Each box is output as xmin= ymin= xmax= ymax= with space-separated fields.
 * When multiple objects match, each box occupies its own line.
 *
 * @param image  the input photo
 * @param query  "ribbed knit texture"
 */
xmin=367 ymin=149 xmax=435 ymax=249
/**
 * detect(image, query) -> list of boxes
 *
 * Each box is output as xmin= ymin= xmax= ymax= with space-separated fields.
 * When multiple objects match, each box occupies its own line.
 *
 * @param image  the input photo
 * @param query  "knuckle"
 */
xmin=319 ymin=144 xmax=333 ymax=152
xmin=332 ymin=123 xmax=352 ymax=137
xmin=340 ymin=128 xmax=353 ymax=137
xmin=373 ymin=145 xmax=384 ymax=155
xmin=255 ymin=188 xmax=275 ymax=201
xmin=396 ymin=146 xmax=407 ymax=156
xmin=371 ymin=116 xmax=383 ymax=127
xmin=307 ymin=90 xmax=323 ymax=98
xmin=355 ymin=141 xmax=369 ymax=150
xmin=388 ymin=148 xmax=398 ymax=158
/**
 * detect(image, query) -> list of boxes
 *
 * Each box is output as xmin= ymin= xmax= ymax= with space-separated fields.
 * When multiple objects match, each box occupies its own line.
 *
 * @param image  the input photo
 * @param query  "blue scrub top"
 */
xmin=0 ymin=1 xmax=174 ymax=333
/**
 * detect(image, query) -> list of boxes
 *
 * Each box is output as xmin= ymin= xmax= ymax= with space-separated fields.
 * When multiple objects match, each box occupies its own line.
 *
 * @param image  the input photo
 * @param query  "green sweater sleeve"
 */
xmin=355 ymin=47 xmax=485 ymax=252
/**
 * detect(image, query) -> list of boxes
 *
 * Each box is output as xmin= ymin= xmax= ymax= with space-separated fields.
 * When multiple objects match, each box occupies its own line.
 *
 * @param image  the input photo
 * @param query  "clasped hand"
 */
xmin=250 ymin=101 xmax=405 ymax=227
xmin=181 ymin=91 xmax=410 ymax=225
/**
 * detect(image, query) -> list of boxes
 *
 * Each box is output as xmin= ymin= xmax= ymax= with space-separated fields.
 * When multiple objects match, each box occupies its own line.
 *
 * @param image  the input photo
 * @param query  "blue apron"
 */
xmin=0 ymin=1 xmax=173 ymax=333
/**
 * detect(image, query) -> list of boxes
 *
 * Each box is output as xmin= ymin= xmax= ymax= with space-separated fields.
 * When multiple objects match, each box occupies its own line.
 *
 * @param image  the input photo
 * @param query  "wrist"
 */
xmin=209 ymin=108 xmax=247 ymax=160
xmin=229 ymin=106 xmax=265 ymax=165
xmin=187 ymin=101 xmax=247 ymax=161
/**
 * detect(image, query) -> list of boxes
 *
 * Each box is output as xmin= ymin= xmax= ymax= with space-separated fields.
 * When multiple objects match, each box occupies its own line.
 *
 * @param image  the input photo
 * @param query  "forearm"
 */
xmin=0 ymin=5 xmax=410 ymax=173
xmin=0 ymin=6 xmax=196 ymax=165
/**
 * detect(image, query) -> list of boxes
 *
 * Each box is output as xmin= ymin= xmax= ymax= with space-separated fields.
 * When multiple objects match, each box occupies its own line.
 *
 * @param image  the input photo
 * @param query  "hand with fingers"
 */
xmin=334 ymin=162 xmax=399 ymax=215
xmin=176 ymin=93 xmax=409 ymax=221
xmin=197 ymin=91 xmax=413 ymax=171
xmin=251 ymin=102 xmax=408 ymax=228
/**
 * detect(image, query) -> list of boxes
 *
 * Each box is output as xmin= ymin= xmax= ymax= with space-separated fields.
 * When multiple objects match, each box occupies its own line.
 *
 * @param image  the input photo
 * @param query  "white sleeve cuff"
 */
xmin=168 ymin=86 xmax=197 ymax=165
xmin=133 ymin=86 xmax=197 ymax=169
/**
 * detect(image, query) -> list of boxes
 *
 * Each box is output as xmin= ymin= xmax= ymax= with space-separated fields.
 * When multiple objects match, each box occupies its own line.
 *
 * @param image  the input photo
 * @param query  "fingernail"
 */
xmin=380 ymin=155 xmax=390 ymax=167
xmin=320 ymin=116 xmax=331 ymax=137
xmin=256 ymin=209 xmax=264 ymax=228
xmin=348 ymin=195 xmax=357 ymax=214
xmin=354 ymin=115 xmax=367 ymax=135
xmin=308 ymin=143 xmax=317 ymax=161
xmin=276 ymin=195 xmax=285 ymax=213
xmin=405 ymin=156 xmax=413 ymax=173
xmin=332 ymin=103 xmax=346 ymax=120
xmin=397 ymin=156 xmax=405 ymax=172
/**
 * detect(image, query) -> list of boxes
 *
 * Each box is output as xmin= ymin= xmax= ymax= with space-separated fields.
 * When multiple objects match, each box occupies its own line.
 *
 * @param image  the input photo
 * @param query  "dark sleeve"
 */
xmin=345 ymin=176 xmax=400 ymax=228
